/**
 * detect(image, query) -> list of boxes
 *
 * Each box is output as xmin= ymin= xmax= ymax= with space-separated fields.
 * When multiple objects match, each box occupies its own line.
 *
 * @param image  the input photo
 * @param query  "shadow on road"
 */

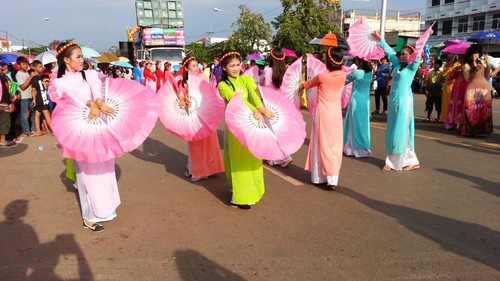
xmin=339 ymin=187 xmax=500 ymax=271
xmin=436 ymin=168 xmax=500 ymax=197
xmin=173 ymin=249 xmax=246 ymax=281
xmin=0 ymin=200 xmax=93 ymax=280
xmin=129 ymin=137 xmax=187 ymax=179
xmin=0 ymin=143 xmax=28 ymax=158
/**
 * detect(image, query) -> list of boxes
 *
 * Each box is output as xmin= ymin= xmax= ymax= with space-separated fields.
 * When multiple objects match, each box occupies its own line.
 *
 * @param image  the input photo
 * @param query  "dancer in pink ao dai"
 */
xmin=50 ymin=42 xmax=119 ymax=232
xmin=301 ymin=47 xmax=346 ymax=189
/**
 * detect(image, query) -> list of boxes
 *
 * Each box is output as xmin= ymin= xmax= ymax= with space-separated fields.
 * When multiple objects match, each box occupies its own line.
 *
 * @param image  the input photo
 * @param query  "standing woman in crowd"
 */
xmin=50 ymin=41 xmax=120 ymax=232
xmin=217 ymin=50 xmax=274 ymax=210
xmin=343 ymin=57 xmax=373 ymax=158
xmin=299 ymin=47 xmax=346 ymax=189
xmin=445 ymin=55 xmax=468 ymax=130
xmin=155 ymin=60 xmax=165 ymax=92
xmin=373 ymin=31 xmax=421 ymax=171
xmin=461 ymin=45 xmax=492 ymax=137
xmin=439 ymin=52 xmax=460 ymax=125
xmin=260 ymin=47 xmax=293 ymax=167
xmin=143 ymin=61 xmax=157 ymax=92
xmin=177 ymin=55 xmax=224 ymax=181
xmin=163 ymin=61 xmax=176 ymax=90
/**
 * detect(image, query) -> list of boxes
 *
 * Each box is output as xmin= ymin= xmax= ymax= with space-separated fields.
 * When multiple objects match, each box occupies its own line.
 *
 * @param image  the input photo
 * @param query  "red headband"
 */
xmin=327 ymin=47 xmax=343 ymax=65
xmin=56 ymin=42 xmax=78 ymax=59
xmin=270 ymin=48 xmax=285 ymax=61
xmin=220 ymin=51 xmax=241 ymax=62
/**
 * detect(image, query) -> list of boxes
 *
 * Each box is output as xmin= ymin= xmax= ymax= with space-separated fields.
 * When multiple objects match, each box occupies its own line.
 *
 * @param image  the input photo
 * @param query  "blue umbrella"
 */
xmin=1 ymin=53 xmax=19 ymax=63
xmin=467 ymin=31 xmax=500 ymax=44
xmin=110 ymin=61 xmax=134 ymax=68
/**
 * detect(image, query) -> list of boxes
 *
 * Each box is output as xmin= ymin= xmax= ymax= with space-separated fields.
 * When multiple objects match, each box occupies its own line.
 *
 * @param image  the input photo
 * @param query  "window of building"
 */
xmin=458 ymin=18 xmax=468 ymax=33
xmin=432 ymin=0 xmax=440 ymax=6
xmin=444 ymin=0 xmax=454 ymax=3
xmin=472 ymin=15 xmax=485 ymax=31
xmin=493 ymin=13 xmax=500 ymax=30
xmin=442 ymin=20 xmax=453 ymax=35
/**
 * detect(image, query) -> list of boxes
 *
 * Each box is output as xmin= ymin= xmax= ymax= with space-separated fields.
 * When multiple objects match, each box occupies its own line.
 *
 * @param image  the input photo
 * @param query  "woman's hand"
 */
xmin=253 ymin=109 xmax=264 ymax=123
xmin=258 ymin=106 xmax=275 ymax=119
xmin=86 ymin=101 xmax=100 ymax=119
xmin=95 ymin=98 xmax=114 ymax=115
xmin=298 ymin=84 xmax=305 ymax=92
xmin=372 ymin=31 xmax=382 ymax=41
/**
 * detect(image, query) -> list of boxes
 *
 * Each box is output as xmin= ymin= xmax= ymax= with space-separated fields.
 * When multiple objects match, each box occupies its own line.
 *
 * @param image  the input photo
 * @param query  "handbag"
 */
xmin=0 ymin=103 xmax=10 ymax=113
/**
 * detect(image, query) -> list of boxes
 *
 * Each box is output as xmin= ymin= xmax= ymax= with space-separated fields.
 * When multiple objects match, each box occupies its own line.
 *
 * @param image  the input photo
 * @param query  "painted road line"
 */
xmin=264 ymin=165 xmax=304 ymax=186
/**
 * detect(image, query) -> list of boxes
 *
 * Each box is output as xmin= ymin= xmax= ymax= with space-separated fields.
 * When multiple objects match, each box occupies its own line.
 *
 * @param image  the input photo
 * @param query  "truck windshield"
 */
xmin=151 ymin=49 xmax=184 ymax=62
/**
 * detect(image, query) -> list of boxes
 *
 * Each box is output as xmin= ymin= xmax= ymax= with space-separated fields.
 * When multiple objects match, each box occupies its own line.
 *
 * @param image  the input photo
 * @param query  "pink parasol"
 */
xmin=305 ymin=54 xmax=327 ymax=116
xmin=347 ymin=18 xmax=385 ymax=60
xmin=50 ymin=77 xmax=158 ymax=163
xmin=442 ymin=43 xmax=470 ymax=54
xmin=225 ymin=87 xmax=306 ymax=160
xmin=408 ymin=22 xmax=435 ymax=64
xmin=157 ymin=73 xmax=225 ymax=141
xmin=243 ymin=65 xmax=260 ymax=85
xmin=280 ymin=56 xmax=303 ymax=110
xmin=341 ymin=66 xmax=355 ymax=109
xmin=282 ymin=48 xmax=298 ymax=58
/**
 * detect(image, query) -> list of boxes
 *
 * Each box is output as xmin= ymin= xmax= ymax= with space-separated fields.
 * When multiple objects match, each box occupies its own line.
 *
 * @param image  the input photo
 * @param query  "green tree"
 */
xmin=185 ymin=41 xmax=208 ymax=63
xmin=272 ymin=0 xmax=341 ymax=55
xmin=227 ymin=5 xmax=272 ymax=56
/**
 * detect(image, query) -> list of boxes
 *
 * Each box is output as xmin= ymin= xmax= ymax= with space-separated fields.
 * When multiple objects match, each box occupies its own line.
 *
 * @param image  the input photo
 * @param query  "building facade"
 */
xmin=423 ymin=0 xmax=500 ymax=51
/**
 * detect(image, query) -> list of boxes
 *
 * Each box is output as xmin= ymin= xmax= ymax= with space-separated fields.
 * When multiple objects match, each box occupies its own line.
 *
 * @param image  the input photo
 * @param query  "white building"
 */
xmin=343 ymin=9 xmax=422 ymax=37
xmin=423 ymin=0 xmax=500 ymax=52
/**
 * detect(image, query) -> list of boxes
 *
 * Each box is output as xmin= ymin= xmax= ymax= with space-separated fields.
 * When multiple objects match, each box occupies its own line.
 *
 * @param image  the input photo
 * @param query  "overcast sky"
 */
xmin=0 ymin=0 xmax=426 ymax=52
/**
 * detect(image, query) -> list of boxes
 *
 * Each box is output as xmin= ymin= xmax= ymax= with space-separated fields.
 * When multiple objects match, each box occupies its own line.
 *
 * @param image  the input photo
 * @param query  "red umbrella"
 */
xmin=282 ymin=48 xmax=297 ymax=58
xmin=442 ymin=43 xmax=470 ymax=55
xmin=309 ymin=32 xmax=349 ymax=49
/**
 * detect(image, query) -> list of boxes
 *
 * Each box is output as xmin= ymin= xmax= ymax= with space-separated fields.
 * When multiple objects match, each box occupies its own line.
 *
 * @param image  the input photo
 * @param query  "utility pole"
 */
xmin=380 ymin=0 xmax=387 ymax=37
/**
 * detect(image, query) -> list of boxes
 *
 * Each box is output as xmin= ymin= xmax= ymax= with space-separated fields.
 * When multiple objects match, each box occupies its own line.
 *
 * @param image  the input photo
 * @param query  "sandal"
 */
xmin=83 ymin=220 xmax=104 ymax=232
xmin=382 ymin=165 xmax=392 ymax=171
xmin=402 ymin=165 xmax=420 ymax=171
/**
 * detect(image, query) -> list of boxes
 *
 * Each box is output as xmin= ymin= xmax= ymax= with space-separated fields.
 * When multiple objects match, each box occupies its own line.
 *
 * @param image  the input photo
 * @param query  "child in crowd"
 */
xmin=30 ymin=60 xmax=53 ymax=135
xmin=424 ymin=59 xmax=443 ymax=122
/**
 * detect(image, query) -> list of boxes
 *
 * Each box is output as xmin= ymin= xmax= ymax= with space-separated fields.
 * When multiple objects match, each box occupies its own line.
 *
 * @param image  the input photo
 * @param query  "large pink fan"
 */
xmin=243 ymin=65 xmax=259 ymax=85
xmin=280 ymin=56 xmax=303 ymax=110
xmin=341 ymin=65 xmax=355 ymax=109
xmin=225 ymin=87 xmax=306 ymax=160
xmin=408 ymin=22 xmax=435 ymax=64
xmin=306 ymin=54 xmax=327 ymax=116
xmin=101 ymin=78 xmax=159 ymax=152
xmin=347 ymin=18 xmax=385 ymax=60
xmin=157 ymin=73 xmax=225 ymax=141
xmin=51 ymin=77 xmax=158 ymax=163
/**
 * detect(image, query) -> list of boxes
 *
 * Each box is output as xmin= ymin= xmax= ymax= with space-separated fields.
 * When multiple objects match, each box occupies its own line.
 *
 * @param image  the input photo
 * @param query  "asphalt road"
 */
xmin=1 ymin=94 xmax=499 ymax=280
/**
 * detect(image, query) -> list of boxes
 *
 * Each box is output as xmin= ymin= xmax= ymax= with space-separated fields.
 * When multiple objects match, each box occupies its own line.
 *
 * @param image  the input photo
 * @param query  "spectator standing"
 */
xmin=424 ymin=59 xmax=443 ymax=122
xmin=0 ymin=62 xmax=16 ymax=147
xmin=373 ymin=56 xmax=390 ymax=114
xmin=16 ymin=56 xmax=36 ymax=136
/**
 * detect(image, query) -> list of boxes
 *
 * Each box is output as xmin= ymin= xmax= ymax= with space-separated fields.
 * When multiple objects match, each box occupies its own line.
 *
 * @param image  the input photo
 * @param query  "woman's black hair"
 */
xmin=180 ymin=55 xmax=197 ymax=87
xmin=269 ymin=48 xmax=286 ymax=88
xmin=464 ymin=44 xmax=482 ymax=74
xmin=355 ymin=57 xmax=373 ymax=72
xmin=219 ymin=50 xmax=242 ymax=91
xmin=325 ymin=47 xmax=343 ymax=71
xmin=56 ymin=41 xmax=82 ymax=78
